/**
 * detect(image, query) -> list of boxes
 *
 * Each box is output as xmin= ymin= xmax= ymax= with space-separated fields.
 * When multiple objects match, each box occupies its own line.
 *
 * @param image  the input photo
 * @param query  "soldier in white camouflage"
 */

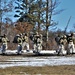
xmin=33 ymin=32 xmax=43 ymax=53
xmin=55 ymin=34 xmax=67 ymax=55
xmin=1 ymin=34 xmax=9 ymax=54
xmin=17 ymin=34 xmax=23 ymax=55
xmin=67 ymin=33 xmax=75 ymax=54
xmin=22 ymin=33 xmax=29 ymax=52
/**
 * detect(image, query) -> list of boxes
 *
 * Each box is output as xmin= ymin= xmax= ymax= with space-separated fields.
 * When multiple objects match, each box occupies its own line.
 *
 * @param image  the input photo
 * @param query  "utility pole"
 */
xmin=64 ymin=16 xmax=71 ymax=34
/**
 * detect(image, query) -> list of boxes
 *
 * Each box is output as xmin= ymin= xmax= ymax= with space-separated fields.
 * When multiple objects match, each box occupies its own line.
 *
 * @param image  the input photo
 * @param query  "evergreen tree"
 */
xmin=14 ymin=0 xmax=45 ymax=32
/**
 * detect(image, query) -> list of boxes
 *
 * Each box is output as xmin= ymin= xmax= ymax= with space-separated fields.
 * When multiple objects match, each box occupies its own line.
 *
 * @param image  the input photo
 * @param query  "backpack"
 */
xmin=13 ymin=36 xmax=19 ymax=43
xmin=0 ymin=36 xmax=3 ymax=43
xmin=55 ymin=36 xmax=60 ymax=43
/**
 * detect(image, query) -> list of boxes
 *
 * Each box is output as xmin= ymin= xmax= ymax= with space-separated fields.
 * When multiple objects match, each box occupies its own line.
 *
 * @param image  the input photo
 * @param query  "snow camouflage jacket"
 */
xmin=67 ymin=35 xmax=75 ymax=44
xmin=22 ymin=36 xmax=29 ymax=43
xmin=55 ymin=35 xmax=67 ymax=45
xmin=2 ymin=37 xmax=9 ymax=45
xmin=33 ymin=34 xmax=41 ymax=44
xmin=17 ymin=37 xmax=22 ymax=45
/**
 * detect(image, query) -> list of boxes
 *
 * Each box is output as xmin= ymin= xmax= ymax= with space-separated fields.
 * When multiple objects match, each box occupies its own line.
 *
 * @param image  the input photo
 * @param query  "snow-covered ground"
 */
xmin=1 ymin=55 xmax=75 ymax=68
xmin=0 ymin=50 xmax=75 ymax=68
xmin=0 ymin=49 xmax=66 ymax=55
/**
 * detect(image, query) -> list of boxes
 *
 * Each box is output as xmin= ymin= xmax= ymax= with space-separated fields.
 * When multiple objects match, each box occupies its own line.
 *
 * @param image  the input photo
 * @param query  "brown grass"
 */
xmin=0 ymin=65 xmax=75 ymax=75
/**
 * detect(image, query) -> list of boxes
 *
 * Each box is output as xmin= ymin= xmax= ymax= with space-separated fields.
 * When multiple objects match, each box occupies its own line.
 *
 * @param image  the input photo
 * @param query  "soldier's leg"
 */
xmin=69 ymin=42 xmax=74 ymax=54
xmin=37 ymin=43 xmax=40 ymax=52
xmin=2 ymin=44 xmax=6 ymax=54
xmin=37 ymin=43 xmax=42 ymax=52
xmin=25 ymin=43 xmax=29 ymax=50
xmin=71 ymin=43 xmax=75 ymax=54
xmin=22 ymin=42 xmax=25 ymax=50
xmin=56 ymin=44 xmax=59 ymax=53
xmin=17 ymin=45 xmax=22 ymax=54
xmin=67 ymin=44 xmax=71 ymax=55
xmin=33 ymin=44 xmax=36 ymax=50
xmin=61 ymin=45 xmax=65 ymax=55
xmin=5 ymin=44 xmax=8 ymax=50
xmin=33 ymin=44 xmax=37 ymax=53
xmin=59 ymin=44 xmax=62 ymax=55
xmin=58 ymin=45 xmax=61 ymax=55
xmin=40 ymin=44 xmax=42 ymax=50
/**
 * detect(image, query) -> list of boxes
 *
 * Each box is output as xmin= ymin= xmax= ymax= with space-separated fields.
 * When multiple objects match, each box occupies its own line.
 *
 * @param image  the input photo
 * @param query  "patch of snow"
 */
xmin=0 ymin=49 xmax=67 ymax=55
xmin=0 ymin=56 xmax=75 ymax=68
xmin=0 ymin=50 xmax=75 ymax=68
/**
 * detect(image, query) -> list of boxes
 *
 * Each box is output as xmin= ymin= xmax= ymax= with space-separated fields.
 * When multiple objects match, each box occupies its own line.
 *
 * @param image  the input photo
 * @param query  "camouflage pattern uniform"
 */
xmin=67 ymin=33 xmax=75 ymax=54
xmin=36 ymin=34 xmax=42 ymax=52
xmin=22 ymin=33 xmax=29 ymax=52
xmin=33 ymin=32 xmax=42 ymax=53
xmin=17 ymin=34 xmax=23 ymax=54
xmin=1 ymin=34 xmax=9 ymax=54
xmin=55 ymin=34 xmax=67 ymax=55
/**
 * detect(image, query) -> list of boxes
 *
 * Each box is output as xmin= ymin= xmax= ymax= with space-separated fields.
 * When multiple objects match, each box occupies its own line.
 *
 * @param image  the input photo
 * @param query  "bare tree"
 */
xmin=0 ymin=0 xmax=14 ymax=34
xmin=44 ymin=0 xmax=64 ymax=49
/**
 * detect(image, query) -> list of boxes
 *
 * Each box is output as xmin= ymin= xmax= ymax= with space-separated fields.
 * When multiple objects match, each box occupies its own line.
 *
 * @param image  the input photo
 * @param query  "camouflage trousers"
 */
xmin=1 ymin=44 xmax=7 ymax=54
xmin=56 ymin=44 xmax=65 ymax=55
xmin=17 ymin=44 xmax=22 ymax=54
xmin=22 ymin=42 xmax=29 ymax=50
xmin=67 ymin=42 xmax=75 ymax=54
xmin=33 ymin=43 xmax=42 ymax=52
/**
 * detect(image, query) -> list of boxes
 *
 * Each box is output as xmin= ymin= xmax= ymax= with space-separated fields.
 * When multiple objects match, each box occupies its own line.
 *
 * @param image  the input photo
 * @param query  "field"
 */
xmin=0 ymin=50 xmax=75 ymax=75
xmin=0 ymin=66 xmax=75 ymax=75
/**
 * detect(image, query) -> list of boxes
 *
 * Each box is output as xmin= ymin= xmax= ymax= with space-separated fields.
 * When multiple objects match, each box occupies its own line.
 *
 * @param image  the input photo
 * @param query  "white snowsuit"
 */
xmin=33 ymin=34 xmax=42 ymax=53
xmin=22 ymin=35 xmax=29 ymax=51
xmin=2 ymin=36 xmax=9 ymax=54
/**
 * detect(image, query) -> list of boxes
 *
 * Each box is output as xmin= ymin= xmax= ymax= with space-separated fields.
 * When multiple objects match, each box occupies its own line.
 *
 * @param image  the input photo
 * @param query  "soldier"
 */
xmin=39 ymin=34 xmax=43 ymax=50
xmin=67 ymin=33 xmax=75 ymax=54
xmin=33 ymin=32 xmax=38 ymax=52
xmin=33 ymin=32 xmax=42 ymax=53
xmin=55 ymin=34 xmax=61 ymax=46
xmin=55 ymin=34 xmax=67 ymax=55
xmin=17 ymin=34 xmax=23 ymax=55
xmin=22 ymin=33 xmax=29 ymax=52
xmin=55 ymin=34 xmax=61 ymax=54
xmin=1 ymin=34 xmax=9 ymax=54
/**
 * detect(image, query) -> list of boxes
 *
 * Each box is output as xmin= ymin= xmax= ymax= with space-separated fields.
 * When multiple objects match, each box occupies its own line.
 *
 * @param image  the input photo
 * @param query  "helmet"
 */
xmin=3 ymin=34 xmax=6 ymax=37
xmin=16 ymin=34 xmax=19 ymax=36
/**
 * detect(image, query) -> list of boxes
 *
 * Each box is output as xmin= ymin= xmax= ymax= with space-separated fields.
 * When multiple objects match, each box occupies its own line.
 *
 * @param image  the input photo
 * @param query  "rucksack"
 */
xmin=13 ymin=36 xmax=19 ymax=43
xmin=55 ymin=36 xmax=60 ymax=43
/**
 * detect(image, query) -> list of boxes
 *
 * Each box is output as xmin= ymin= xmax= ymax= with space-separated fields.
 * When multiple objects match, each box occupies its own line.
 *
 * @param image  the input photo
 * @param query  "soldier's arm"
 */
xmin=6 ymin=37 xmax=10 ymax=42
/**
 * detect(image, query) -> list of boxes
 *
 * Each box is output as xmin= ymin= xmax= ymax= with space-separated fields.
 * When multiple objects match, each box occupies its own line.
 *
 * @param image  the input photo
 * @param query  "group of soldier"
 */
xmin=55 ymin=32 xmax=75 ymax=55
xmin=1 ymin=31 xmax=75 ymax=55
xmin=0 ymin=32 xmax=43 ymax=55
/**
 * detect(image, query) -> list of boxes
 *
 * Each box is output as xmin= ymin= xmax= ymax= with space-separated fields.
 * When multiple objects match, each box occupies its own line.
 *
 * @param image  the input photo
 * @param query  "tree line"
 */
xmin=0 ymin=0 xmax=74 ymax=50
